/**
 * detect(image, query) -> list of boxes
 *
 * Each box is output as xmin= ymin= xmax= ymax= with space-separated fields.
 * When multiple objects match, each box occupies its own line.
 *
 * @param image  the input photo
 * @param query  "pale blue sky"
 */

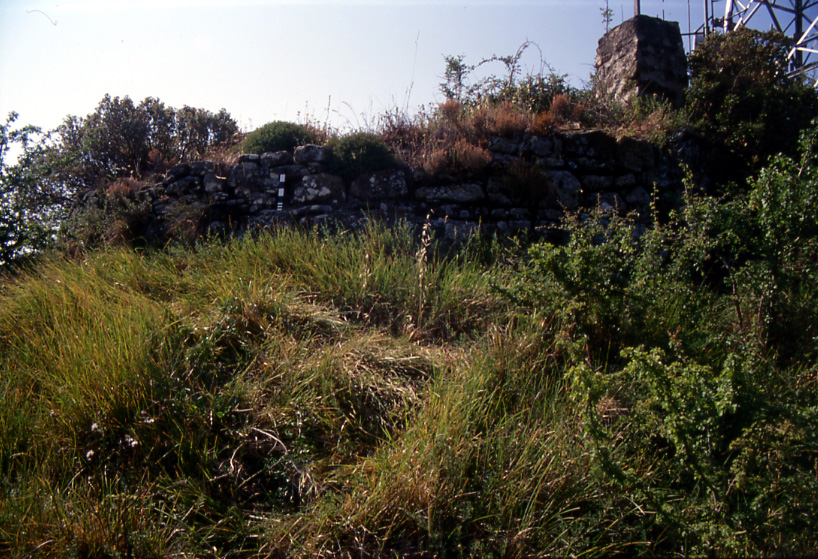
xmin=1 ymin=1 xmax=705 ymax=134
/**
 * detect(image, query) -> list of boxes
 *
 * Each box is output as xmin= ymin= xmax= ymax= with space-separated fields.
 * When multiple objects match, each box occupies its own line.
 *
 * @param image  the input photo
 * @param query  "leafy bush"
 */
xmin=725 ymin=120 xmax=818 ymax=364
xmin=687 ymin=27 xmax=818 ymax=179
xmin=57 ymin=189 xmax=154 ymax=254
xmin=242 ymin=120 xmax=319 ymax=154
xmin=28 ymin=95 xmax=237 ymax=233
xmin=329 ymin=132 xmax=396 ymax=178
xmin=0 ymin=113 xmax=54 ymax=271
xmin=439 ymin=42 xmax=574 ymax=114
xmin=498 ymin=123 xmax=818 ymax=554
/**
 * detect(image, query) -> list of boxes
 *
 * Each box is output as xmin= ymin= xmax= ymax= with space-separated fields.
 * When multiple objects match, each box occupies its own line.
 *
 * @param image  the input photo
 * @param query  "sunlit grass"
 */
xmin=0 ymin=224 xmax=510 ymax=558
xmin=2 ymin=209 xmax=816 ymax=557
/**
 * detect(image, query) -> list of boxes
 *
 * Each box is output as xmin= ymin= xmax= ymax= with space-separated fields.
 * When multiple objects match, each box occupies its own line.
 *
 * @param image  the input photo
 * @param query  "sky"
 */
xmin=1 ymin=0 xmax=709 ymax=135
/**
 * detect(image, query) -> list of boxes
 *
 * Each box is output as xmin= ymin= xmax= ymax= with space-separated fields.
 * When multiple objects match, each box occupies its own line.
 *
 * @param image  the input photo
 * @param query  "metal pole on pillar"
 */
xmin=704 ymin=0 xmax=710 ymax=36
xmin=635 ymin=0 xmax=640 ymax=16
xmin=795 ymin=0 xmax=804 ymax=68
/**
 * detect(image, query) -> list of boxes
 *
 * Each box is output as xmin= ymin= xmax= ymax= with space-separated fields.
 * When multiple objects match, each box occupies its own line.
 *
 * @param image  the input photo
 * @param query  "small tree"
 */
xmin=40 ymin=95 xmax=238 ymax=195
xmin=440 ymin=54 xmax=473 ymax=103
xmin=601 ymin=0 xmax=614 ymax=32
xmin=0 ymin=113 xmax=53 ymax=269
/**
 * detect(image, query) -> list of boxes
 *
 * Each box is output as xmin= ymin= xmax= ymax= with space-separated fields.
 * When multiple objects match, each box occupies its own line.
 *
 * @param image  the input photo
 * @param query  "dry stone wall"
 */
xmin=137 ymin=127 xmax=707 ymax=244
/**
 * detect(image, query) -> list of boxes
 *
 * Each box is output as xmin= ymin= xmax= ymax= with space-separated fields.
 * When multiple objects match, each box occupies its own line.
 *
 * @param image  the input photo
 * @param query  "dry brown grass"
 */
xmin=106 ymin=177 xmax=145 ymax=198
xmin=380 ymin=100 xmax=532 ymax=178
xmin=450 ymin=138 xmax=492 ymax=174
xmin=421 ymin=147 xmax=449 ymax=176
xmin=467 ymin=101 xmax=530 ymax=139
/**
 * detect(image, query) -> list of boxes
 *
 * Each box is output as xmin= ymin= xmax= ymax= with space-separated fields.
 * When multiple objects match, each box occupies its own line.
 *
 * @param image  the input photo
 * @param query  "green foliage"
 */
xmin=600 ymin=0 xmax=614 ymax=32
xmin=328 ymin=131 xmax=396 ymax=178
xmin=5 ymin=37 xmax=818 ymax=558
xmin=726 ymin=121 xmax=818 ymax=364
xmin=439 ymin=54 xmax=472 ymax=103
xmin=439 ymin=43 xmax=574 ymax=114
xmin=501 ymin=195 xmax=723 ymax=360
xmin=687 ymin=27 xmax=818 ymax=178
xmin=0 ymin=113 xmax=55 ymax=270
xmin=42 ymin=95 xmax=237 ymax=192
xmin=56 ymin=188 xmax=155 ymax=253
xmin=500 ymin=124 xmax=818 ymax=554
xmin=0 ymin=96 xmax=237 ymax=262
xmin=242 ymin=120 xmax=319 ymax=154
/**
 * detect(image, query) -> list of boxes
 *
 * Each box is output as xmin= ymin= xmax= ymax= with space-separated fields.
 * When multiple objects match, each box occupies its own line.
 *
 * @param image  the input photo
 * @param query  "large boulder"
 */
xmin=294 ymin=144 xmax=332 ymax=164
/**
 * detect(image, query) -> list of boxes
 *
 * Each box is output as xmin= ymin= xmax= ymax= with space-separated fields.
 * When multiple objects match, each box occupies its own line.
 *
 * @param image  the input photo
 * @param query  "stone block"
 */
xmin=165 ymin=176 xmax=200 ymax=195
xmin=617 ymin=136 xmax=656 ymax=172
xmin=563 ymin=130 xmax=617 ymax=160
xmin=615 ymin=173 xmax=638 ymax=188
xmin=293 ymin=173 xmax=345 ymax=204
xmin=415 ymin=183 xmax=484 ymax=204
xmin=203 ymin=173 xmax=225 ymax=194
xmin=547 ymin=170 xmax=581 ymax=210
xmin=486 ymin=177 xmax=512 ymax=205
xmin=527 ymin=135 xmax=561 ymax=158
xmin=227 ymin=161 xmax=263 ymax=189
xmin=595 ymin=15 xmax=688 ymax=106
xmin=167 ymin=163 xmax=190 ymax=179
xmin=294 ymin=144 xmax=332 ymax=164
xmin=261 ymin=151 xmax=294 ymax=167
xmin=350 ymin=169 xmax=408 ymax=201
xmin=489 ymin=136 xmax=518 ymax=155
xmin=581 ymin=174 xmax=614 ymax=192
xmin=625 ymin=186 xmax=652 ymax=207
xmin=189 ymin=161 xmax=214 ymax=177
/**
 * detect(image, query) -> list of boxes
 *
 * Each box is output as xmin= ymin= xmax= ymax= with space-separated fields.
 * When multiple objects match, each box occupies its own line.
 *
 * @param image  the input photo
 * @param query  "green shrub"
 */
xmin=687 ymin=27 xmax=818 ymax=180
xmin=1 ymin=113 xmax=52 ymax=271
xmin=439 ymin=42 xmax=574 ymax=113
xmin=496 ymin=125 xmax=818 ymax=554
xmin=56 ymin=190 xmax=154 ymax=254
xmin=329 ymin=132 xmax=396 ymax=178
xmin=242 ymin=120 xmax=318 ymax=154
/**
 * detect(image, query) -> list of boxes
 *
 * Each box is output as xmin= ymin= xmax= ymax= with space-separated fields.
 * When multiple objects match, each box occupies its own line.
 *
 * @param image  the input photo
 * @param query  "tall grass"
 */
xmin=0 ymin=223 xmax=509 ymax=558
xmin=2 ymin=182 xmax=816 ymax=557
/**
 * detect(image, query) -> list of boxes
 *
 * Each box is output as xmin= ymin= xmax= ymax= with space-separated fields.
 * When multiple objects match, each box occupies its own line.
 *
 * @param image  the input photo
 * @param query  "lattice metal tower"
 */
xmin=704 ymin=0 xmax=818 ymax=78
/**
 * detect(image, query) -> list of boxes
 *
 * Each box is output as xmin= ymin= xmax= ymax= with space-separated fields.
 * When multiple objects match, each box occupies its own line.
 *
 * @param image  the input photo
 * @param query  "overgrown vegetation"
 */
xmin=2 ymin=25 xmax=818 ymax=558
xmin=45 ymin=95 xmax=238 ymax=188
xmin=0 ymin=113 xmax=52 ymax=268
xmin=242 ymin=120 xmax=321 ymax=155
xmin=0 ymin=96 xmax=238 ymax=269
xmin=3 ymin=122 xmax=818 ymax=555
xmin=328 ymin=132 xmax=396 ymax=178
xmin=687 ymin=27 xmax=818 ymax=182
